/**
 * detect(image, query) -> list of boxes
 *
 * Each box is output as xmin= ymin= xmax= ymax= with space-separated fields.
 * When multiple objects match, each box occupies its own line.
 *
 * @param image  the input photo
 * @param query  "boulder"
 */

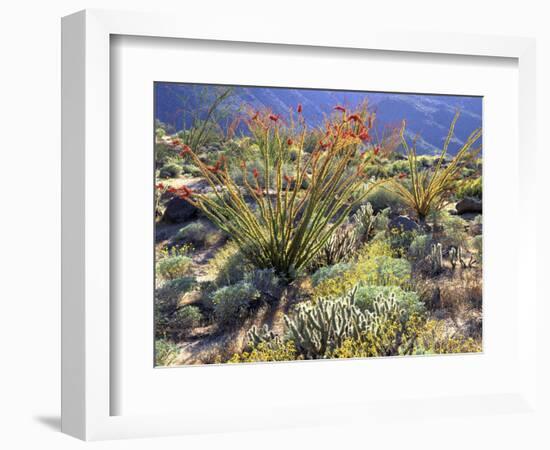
xmin=456 ymin=197 xmax=482 ymax=214
xmin=388 ymin=215 xmax=419 ymax=233
xmin=162 ymin=196 xmax=198 ymax=223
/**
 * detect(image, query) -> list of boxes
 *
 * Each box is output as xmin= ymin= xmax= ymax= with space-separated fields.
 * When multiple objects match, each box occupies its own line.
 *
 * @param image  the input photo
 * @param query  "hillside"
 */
xmin=155 ymin=83 xmax=482 ymax=154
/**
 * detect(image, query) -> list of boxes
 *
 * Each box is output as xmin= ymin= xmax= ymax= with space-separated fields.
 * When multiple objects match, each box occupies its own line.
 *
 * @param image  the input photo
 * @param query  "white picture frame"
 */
xmin=61 ymin=9 xmax=540 ymax=442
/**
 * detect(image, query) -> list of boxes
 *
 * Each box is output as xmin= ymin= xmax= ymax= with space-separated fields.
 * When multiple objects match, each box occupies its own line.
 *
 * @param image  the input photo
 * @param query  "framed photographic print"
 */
xmin=62 ymin=9 xmax=541 ymax=442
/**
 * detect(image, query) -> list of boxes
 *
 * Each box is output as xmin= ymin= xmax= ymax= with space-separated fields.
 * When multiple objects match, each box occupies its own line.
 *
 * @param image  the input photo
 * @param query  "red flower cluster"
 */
xmin=269 ymin=114 xmax=279 ymax=122
xmin=252 ymin=168 xmax=259 ymax=179
xmin=334 ymin=105 xmax=346 ymax=112
xmin=358 ymin=129 xmax=370 ymax=142
xmin=398 ymin=172 xmax=407 ymax=179
xmin=373 ymin=145 xmax=380 ymax=156
xmin=156 ymin=183 xmax=165 ymax=190
xmin=287 ymin=138 xmax=293 ymax=146
xmin=347 ymin=114 xmax=362 ymax=123
xmin=166 ymin=185 xmax=194 ymax=199
xmin=297 ymin=104 xmax=302 ymax=114
xmin=179 ymin=144 xmax=192 ymax=157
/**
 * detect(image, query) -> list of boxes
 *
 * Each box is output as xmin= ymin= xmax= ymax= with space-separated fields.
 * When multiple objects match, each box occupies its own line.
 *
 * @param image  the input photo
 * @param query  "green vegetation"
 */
xmin=154 ymin=98 xmax=483 ymax=366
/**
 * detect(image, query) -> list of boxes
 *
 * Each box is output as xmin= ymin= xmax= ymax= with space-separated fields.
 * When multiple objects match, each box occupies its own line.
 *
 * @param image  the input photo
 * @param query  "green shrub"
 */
xmin=436 ymin=211 xmax=468 ymax=249
xmin=243 ymin=269 xmax=280 ymax=295
xmin=181 ymin=164 xmax=202 ymax=177
xmin=208 ymin=241 xmax=252 ymax=286
xmin=354 ymin=285 xmax=425 ymax=316
xmin=408 ymin=233 xmax=433 ymax=259
xmin=157 ymin=255 xmax=192 ymax=280
xmin=159 ymin=162 xmax=182 ymax=178
xmin=155 ymin=276 xmax=197 ymax=306
xmin=365 ymin=185 xmax=407 ymax=213
xmin=174 ymin=305 xmax=203 ymax=330
xmin=155 ymin=339 xmax=180 ymax=366
xmin=211 ymin=281 xmax=260 ymax=327
xmin=311 ymin=262 xmax=353 ymax=286
xmin=457 ymin=176 xmax=482 ymax=199
xmin=175 ymin=221 xmax=222 ymax=247
xmin=229 ymin=340 xmax=298 ymax=363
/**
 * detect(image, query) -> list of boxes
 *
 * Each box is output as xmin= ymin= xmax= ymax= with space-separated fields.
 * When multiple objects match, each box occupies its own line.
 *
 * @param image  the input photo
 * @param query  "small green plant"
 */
xmin=174 ymin=305 xmax=203 ymax=330
xmin=174 ymin=221 xmax=223 ymax=247
xmin=389 ymin=112 xmax=482 ymax=222
xmin=157 ymin=255 xmax=192 ymax=280
xmin=211 ymin=281 xmax=260 ymax=327
xmin=408 ymin=233 xmax=432 ymax=260
xmin=155 ymin=339 xmax=180 ymax=366
xmin=207 ymin=241 xmax=252 ymax=286
xmin=159 ymin=162 xmax=182 ymax=179
xmin=456 ymin=176 xmax=482 ymax=199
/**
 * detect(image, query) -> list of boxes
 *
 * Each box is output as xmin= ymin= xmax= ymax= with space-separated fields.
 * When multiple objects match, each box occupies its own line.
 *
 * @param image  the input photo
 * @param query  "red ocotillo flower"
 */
xmin=297 ymin=104 xmax=302 ymax=113
xmin=287 ymin=138 xmax=293 ymax=146
xmin=398 ymin=172 xmax=407 ymax=179
xmin=269 ymin=114 xmax=279 ymax=122
xmin=167 ymin=186 xmax=177 ymax=193
xmin=156 ymin=183 xmax=165 ymax=190
xmin=179 ymin=144 xmax=192 ymax=157
xmin=367 ymin=116 xmax=373 ymax=128
xmin=358 ymin=129 xmax=370 ymax=141
xmin=178 ymin=186 xmax=194 ymax=199
xmin=373 ymin=146 xmax=380 ymax=156
xmin=334 ymin=105 xmax=346 ymax=112
xmin=252 ymin=168 xmax=259 ymax=179
xmin=319 ymin=140 xmax=330 ymax=149
xmin=347 ymin=114 xmax=362 ymax=123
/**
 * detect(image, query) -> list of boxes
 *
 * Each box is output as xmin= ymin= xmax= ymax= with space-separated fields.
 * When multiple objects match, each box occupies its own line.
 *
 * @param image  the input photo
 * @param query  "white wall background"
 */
xmin=0 ymin=1 xmax=547 ymax=449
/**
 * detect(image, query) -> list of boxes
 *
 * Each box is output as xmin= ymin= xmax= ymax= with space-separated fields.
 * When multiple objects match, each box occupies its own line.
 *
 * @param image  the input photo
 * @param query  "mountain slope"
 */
xmin=155 ymin=83 xmax=482 ymax=155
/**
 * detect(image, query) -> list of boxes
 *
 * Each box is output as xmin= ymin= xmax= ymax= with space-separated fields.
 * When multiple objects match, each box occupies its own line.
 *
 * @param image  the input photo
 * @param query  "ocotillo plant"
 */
xmin=389 ymin=111 xmax=482 ymax=223
xmin=170 ymin=105 xmax=384 ymax=279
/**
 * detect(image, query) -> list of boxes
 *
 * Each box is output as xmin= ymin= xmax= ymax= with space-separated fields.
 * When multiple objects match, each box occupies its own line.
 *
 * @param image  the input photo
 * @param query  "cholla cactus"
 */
xmin=430 ymin=243 xmax=443 ymax=274
xmin=246 ymin=324 xmax=282 ymax=349
xmin=316 ymin=226 xmax=358 ymax=267
xmin=284 ymin=288 xmax=408 ymax=359
xmin=353 ymin=203 xmax=375 ymax=243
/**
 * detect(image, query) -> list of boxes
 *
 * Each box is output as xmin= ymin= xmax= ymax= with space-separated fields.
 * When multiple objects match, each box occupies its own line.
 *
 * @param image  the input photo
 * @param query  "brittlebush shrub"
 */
xmin=156 ymin=255 xmax=192 ymax=280
xmin=207 ymin=241 xmax=252 ymax=286
xmin=415 ymin=319 xmax=481 ymax=354
xmin=313 ymin=241 xmax=411 ymax=299
xmin=228 ymin=341 xmax=299 ymax=363
xmin=456 ymin=176 xmax=482 ymax=200
xmin=211 ymin=281 xmax=260 ymax=328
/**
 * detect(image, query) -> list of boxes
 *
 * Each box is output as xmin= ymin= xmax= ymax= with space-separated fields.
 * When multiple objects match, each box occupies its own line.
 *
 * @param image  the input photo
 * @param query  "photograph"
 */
xmin=153 ymin=82 xmax=483 ymax=366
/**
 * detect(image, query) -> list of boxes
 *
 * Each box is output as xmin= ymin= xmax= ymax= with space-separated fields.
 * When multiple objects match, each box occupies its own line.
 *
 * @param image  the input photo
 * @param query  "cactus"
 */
xmin=430 ymin=243 xmax=443 ymax=274
xmin=283 ymin=287 xmax=408 ymax=359
xmin=353 ymin=203 xmax=376 ymax=243
xmin=315 ymin=226 xmax=358 ymax=267
xmin=246 ymin=324 xmax=282 ymax=350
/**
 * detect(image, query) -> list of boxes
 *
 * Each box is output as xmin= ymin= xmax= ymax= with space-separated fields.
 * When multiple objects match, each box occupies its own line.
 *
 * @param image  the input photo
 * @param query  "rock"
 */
xmin=388 ymin=215 xmax=419 ymax=233
xmin=162 ymin=196 xmax=199 ymax=223
xmin=456 ymin=197 xmax=482 ymax=214
xmin=469 ymin=222 xmax=483 ymax=236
